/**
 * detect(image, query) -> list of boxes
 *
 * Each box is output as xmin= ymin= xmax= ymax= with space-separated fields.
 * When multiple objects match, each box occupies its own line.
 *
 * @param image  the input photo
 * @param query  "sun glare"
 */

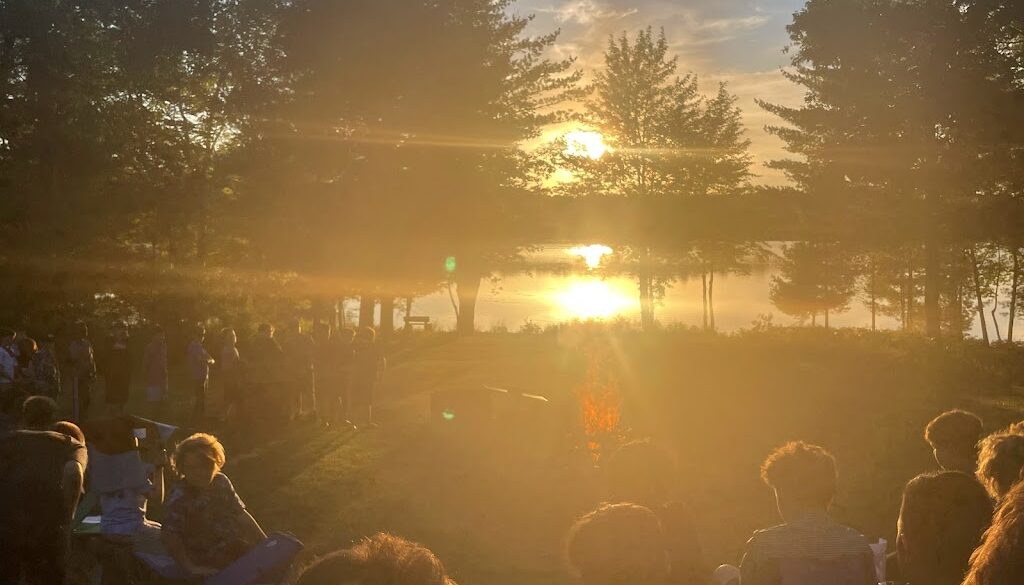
xmin=568 ymin=244 xmax=614 ymax=270
xmin=555 ymin=280 xmax=636 ymax=321
xmin=564 ymin=130 xmax=608 ymax=160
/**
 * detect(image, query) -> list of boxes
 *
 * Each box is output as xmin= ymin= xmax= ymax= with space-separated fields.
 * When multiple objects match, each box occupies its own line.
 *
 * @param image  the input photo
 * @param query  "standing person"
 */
xmin=247 ymin=324 xmax=285 ymax=435
xmin=68 ymin=321 xmax=97 ymax=421
xmin=924 ymin=409 xmax=984 ymax=473
xmin=220 ymin=328 xmax=243 ymax=427
xmin=103 ymin=321 xmax=132 ymax=415
xmin=351 ymin=328 xmax=385 ymax=427
xmin=14 ymin=336 xmax=38 ymax=391
xmin=0 ymin=327 xmax=19 ymax=394
xmin=0 ymin=422 xmax=88 ymax=584
xmin=32 ymin=334 xmax=62 ymax=399
xmin=280 ymin=318 xmax=316 ymax=422
xmin=144 ymin=327 xmax=169 ymax=419
xmin=186 ymin=325 xmax=215 ymax=424
xmin=320 ymin=327 xmax=356 ymax=429
xmin=739 ymin=441 xmax=876 ymax=585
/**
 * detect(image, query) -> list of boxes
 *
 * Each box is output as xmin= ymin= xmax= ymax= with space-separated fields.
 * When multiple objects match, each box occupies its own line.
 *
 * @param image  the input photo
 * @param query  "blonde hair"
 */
xmin=173 ymin=432 xmax=226 ymax=473
xmin=976 ymin=433 xmax=1024 ymax=501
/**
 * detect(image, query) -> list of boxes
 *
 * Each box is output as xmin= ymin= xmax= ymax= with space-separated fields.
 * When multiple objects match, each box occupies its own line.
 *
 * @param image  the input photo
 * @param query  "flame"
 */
xmin=574 ymin=343 xmax=622 ymax=460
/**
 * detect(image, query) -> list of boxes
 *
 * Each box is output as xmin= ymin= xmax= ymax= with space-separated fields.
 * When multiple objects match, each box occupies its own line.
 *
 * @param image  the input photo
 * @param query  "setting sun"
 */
xmin=555 ymin=279 xmax=637 ymax=321
xmin=564 ymin=130 xmax=608 ymax=160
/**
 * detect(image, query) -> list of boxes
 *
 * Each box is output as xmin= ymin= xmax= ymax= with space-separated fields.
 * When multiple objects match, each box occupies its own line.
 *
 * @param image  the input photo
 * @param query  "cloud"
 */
xmin=535 ymin=0 xmax=638 ymax=25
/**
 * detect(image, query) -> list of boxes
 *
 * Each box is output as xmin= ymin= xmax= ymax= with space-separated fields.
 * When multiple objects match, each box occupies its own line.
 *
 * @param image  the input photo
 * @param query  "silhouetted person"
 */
xmin=352 ymin=327 xmax=385 ymax=426
xmin=32 ymin=334 xmax=61 ymax=398
xmin=316 ymin=325 xmax=356 ymax=428
xmin=102 ymin=321 xmax=132 ymax=414
xmin=0 ymin=327 xmax=17 ymax=393
xmin=0 ymin=421 xmax=87 ymax=584
xmin=962 ymin=480 xmax=1024 ymax=585
xmin=280 ymin=318 xmax=316 ymax=421
xmin=567 ymin=503 xmax=669 ymax=585
xmin=0 ymin=389 xmax=25 ymax=433
xmin=14 ymin=336 xmax=37 ymax=389
xmin=162 ymin=433 xmax=266 ymax=577
xmin=248 ymin=323 xmax=285 ymax=434
xmin=924 ymin=410 xmax=983 ymax=473
xmin=68 ymin=320 xmax=96 ymax=421
xmin=976 ymin=432 xmax=1024 ymax=502
xmin=297 ymin=533 xmax=456 ymax=585
xmin=186 ymin=324 xmax=215 ymax=423
xmin=740 ymin=441 xmax=875 ymax=585
xmin=22 ymin=395 xmax=58 ymax=430
xmin=605 ymin=439 xmax=710 ymax=584
xmin=144 ymin=326 xmax=168 ymax=418
xmin=897 ymin=471 xmax=993 ymax=585
xmin=220 ymin=328 xmax=243 ymax=426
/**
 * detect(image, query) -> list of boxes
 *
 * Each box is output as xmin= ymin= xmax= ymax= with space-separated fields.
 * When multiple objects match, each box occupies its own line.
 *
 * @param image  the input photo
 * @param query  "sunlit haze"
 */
xmin=563 ymin=130 xmax=608 ymax=160
xmin=568 ymin=244 xmax=614 ymax=269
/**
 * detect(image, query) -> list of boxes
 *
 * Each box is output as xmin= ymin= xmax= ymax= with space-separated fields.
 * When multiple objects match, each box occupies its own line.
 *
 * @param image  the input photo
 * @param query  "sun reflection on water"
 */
xmin=554 ymin=279 xmax=637 ymax=321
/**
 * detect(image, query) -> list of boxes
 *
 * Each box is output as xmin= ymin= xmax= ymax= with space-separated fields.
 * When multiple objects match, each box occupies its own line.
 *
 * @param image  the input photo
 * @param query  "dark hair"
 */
xmin=963 ymin=481 xmax=1024 ymax=585
xmin=567 ymin=503 xmax=667 ymax=585
xmin=258 ymin=323 xmax=274 ymax=335
xmin=297 ymin=533 xmax=454 ymax=585
xmin=760 ymin=441 xmax=838 ymax=505
xmin=926 ymin=410 xmax=983 ymax=452
xmin=53 ymin=421 xmax=86 ymax=444
xmin=73 ymin=321 xmax=88 ymax=338
xmin=0 ymin=327 xmax=15 ymax=340
xmin=192 ymin=323 xmax=206 ymax=338
xmin=899 ymin=471 xmax=993 ymax=585
xmin=606 ymin=439 xmax=676 ymax=506
xmin=976 ymin=433 xmax=1024 ymax=501
xmin=16 ymin=337 xmax=37 ymax=367
xmin=151 ymin=325 xmax=164 ymax=336
xmin=23 ymin=396 xmax=58 ymax=429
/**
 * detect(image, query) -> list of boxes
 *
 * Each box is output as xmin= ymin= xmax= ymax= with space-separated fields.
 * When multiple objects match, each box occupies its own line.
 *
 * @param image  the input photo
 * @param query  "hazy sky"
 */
xmin=515 ymin=0 xmax=808 ymax=185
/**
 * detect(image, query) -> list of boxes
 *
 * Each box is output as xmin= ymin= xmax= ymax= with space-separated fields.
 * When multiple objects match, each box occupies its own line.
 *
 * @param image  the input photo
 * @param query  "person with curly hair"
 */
xmin=924 ymin=409 xmax=984 ymax=473
xmin=297 ymin=532 xmax=456 ymax=585
xmin=976 ymin=432 xmax=1024 ymax=502
xmin=740 ymin=441 xmax=875 ymax=585
xmin=962 ymin=480 xmax=1024 ymax=585
xmin=566 ymin=503 xmax=668 ymax=585
xmin=161 ymin=433 xmax=265 ymax=577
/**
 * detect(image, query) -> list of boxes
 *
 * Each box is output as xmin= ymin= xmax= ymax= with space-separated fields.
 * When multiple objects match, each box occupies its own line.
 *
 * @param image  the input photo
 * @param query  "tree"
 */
xmin=770 ymin=242 xmax=858 ymax=327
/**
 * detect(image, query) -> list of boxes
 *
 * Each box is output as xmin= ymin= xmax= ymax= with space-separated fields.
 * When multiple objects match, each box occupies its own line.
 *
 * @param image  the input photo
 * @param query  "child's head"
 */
xmin=977 ymin=432 xmax=1024 ymax=501
xmin=567 ymin=503 xmax=668 ymax=585
xmin=925 ymin=410 xmax=984 ymax=473
xmin=760 ymin=441 xmax=837 ymax=518
xmin=23 ymin=395 xmax=58 ymax=430
xmin=174 ymin=433 xmax=226 ymax=488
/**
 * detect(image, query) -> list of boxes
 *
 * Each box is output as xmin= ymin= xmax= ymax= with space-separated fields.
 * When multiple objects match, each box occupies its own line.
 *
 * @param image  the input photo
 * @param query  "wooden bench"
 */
xmin=404 ymin=316 xmax=432 ymax=331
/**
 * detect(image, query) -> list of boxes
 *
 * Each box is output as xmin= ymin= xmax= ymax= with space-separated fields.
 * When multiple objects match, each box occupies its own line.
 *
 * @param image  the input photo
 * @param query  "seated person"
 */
xmin=566 ymin=503 xmax=669 ymax=585
xmin=88 ymin=416 xmax=166 ymax=552
xmin=605 ymin=439 xmax=709 ymax=584
xmin=740 ymin=441 xmax=875 ymax=585
xmin=962 ymin=480 xmax=1024 ymax=585
xmin=162 ymin=433 xmax=266 ymax=578
xmin=297 ymin=532 xmax=454 ymax=585
xmin=22 ymin=395 xmax=58 ymax=431
xmin=897 ymin=471 xmax=993 ymax=585
xmin=976 ymin=432 xmax=1024 ymax=502
xmin=0 ymin=421 xmax=87 ymax=585
xmin=924 ymin=410 xmax=984 ymax=473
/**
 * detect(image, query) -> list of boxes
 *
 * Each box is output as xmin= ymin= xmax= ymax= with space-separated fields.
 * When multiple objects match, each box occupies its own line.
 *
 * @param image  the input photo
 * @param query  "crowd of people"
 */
xmin=4 ymin=317 xmax=1024 ymax=585
xmin=0 ymin=319 xmax=387 ymax=433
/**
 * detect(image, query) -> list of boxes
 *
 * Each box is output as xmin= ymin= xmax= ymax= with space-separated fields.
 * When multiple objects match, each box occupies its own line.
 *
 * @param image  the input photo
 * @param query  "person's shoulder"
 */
xmin=830 ymin=522 xmax=871 ymax=548
xmin=745 ymin=522 xmax=791 ymax=550
xmin=212 ymin=472 xmax=237 ymax=491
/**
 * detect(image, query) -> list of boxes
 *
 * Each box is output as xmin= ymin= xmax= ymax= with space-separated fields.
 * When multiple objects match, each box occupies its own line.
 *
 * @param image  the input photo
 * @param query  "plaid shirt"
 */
xmin=163 ymin=473 xmax=253 ymax=569
xmin=740 ymin=511 xmax=876 ymax=585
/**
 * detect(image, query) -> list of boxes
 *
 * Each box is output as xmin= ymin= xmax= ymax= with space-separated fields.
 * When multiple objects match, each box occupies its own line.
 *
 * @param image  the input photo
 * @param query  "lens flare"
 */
xmin=568 ymin=244 xmax=613 ymax=270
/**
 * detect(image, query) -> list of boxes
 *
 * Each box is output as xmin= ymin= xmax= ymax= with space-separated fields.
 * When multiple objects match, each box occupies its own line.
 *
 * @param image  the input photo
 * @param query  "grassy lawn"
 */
xmin=80 ymin=328 xmax=1024 ymax=585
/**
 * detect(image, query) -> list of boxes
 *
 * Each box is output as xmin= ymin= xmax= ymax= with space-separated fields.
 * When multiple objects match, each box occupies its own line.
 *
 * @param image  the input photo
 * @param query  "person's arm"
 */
xmin=61 ymin=459 xmax=84 ymax=529
xmin=238 ymin=509 xmax=267 ymax=543
xmin=162 ymin=529 xmax=218 ymax=577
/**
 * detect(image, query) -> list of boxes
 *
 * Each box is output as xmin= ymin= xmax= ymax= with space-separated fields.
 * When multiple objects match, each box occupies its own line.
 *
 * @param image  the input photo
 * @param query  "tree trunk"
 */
xmin=358 ymin=295 xmax=376 ymax=329
xmin=1009 ymin=249 xmax=1020 ymax=343
xmin=906 ymin=265 xmax=915 ymax=331
xmin=638 ymin=248 xmax=655 ymax=331
xmin=379 ymin=297 xmax=395 ymax=336
xmin=924 ymin=239 xmax=941 ymax=337
xmin=824 ymin=309 xmax=830 ymax=329
xmin=708 ymin=267 xmax=716 ymax=332
xmin=811 ymin=313 xmax=817 ymax=327
xmin=968 ymin=248 xmax=990 ymax=345
xmin=870 ymin=258 xmax=877 ymax=331
xmin=456 ymin=274 xmax=481 ymax=335
xmin=701 ymin=268 xmax=709 ymax=331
